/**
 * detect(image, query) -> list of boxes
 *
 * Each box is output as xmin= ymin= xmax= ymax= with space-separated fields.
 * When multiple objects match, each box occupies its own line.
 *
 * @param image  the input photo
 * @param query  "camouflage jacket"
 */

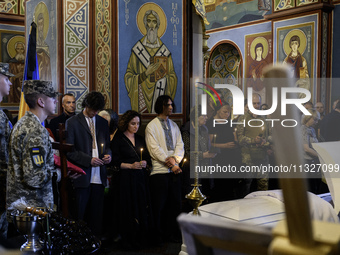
xmin=236 ymin=112 xmax=271 ymax=166
xmin=236 ymin=111 xmax=269 ymax=147
xmin=0 ymin=109 xmax=11 ymax=171
xmin=7 ymin=111 xmax=55 ymax=213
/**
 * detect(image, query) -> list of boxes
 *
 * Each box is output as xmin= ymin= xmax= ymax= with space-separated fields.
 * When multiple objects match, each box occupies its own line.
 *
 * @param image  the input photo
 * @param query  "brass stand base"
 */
xmin=185 ymin=184 xmax=206 ymax=216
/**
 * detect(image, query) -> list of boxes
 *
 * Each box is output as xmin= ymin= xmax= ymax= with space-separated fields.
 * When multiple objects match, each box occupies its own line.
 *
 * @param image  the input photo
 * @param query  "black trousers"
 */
xmin=75 ymin=184 xmax=104 ymax=236
xmin=149 ymin=173 xmax=182 ymax=240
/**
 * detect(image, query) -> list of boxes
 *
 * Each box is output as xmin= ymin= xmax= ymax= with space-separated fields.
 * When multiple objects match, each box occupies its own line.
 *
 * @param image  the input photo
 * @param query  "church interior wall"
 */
xmin=331 ymin=4 xmax=340 ymax=79
xmin=204 ymin=0 xmax=270 ymax=31
xmin=205 ymin=9 xmax=329 ymax=107
xmin=273 ymin=13 xmax=319 ymax=103
xmin=206 ymin=20 xmax=272 ymax=80
xmin=191 ymin=12 xmax=204 ymax=111
xmin=94 ymin=0 xmax=112 ymax=110
xmin=207 ymin=21 xmax=272 ymax=54
xmin=115 ymin=0 xmax=187 ymax=132
xmin=0 ymin=1 xmax=188 ymax=126
xmin=117 ymin=1 xmax=185 ymax=118
xmin=0 ymin=23 xmax=24 ymax=112
xmin=0 ymin=1 xmax=339 ymax=120
xmin=64 ymin=0 xmax=112 ymax=114
xmin=63 ymin=0 xmax=91 ymax=113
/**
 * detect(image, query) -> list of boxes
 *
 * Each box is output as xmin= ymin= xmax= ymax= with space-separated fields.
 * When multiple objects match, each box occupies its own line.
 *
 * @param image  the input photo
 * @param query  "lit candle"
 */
xmin=140 ymin=148 xmax=143 ymax=161
xmin=181 ymin=158 xmax=187 ymax=167
xmin=213 ymin=134 xmax=217 ymax=145
xmin=101 ymin=144 xmax=104 ymax=154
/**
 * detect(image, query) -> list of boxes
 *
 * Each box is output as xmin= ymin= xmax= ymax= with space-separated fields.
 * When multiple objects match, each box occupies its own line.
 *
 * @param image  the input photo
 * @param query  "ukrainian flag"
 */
xmin=32 ymin=148 xmax=40 ymax=153
xmin=18 ymin=21 xmax=40 ymax=120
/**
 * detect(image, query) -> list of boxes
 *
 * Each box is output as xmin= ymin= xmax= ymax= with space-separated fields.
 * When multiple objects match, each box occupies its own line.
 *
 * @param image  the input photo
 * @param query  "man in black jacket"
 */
xmin=66 ymin=91 xmax=111 ymax=237
xmin=48 ymin=93 xmax=76 ymax=141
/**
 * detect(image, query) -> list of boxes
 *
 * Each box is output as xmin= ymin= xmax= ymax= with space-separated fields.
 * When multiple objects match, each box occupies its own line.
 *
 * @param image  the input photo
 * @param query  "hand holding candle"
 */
xmin=210 ymin=134 xmax=218 ymax=153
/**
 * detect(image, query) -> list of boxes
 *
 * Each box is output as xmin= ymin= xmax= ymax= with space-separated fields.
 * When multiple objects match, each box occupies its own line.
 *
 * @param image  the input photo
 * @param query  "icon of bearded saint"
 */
xmin=125 ymin=8 xmax=178 ymax=113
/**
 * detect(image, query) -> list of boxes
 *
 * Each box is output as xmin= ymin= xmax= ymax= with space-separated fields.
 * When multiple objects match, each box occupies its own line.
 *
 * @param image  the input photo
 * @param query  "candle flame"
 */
xmin=181 ymin=158 xmax=187 ymax=167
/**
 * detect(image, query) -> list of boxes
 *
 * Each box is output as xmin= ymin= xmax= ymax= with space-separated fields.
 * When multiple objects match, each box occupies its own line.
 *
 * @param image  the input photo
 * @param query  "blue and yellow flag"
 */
xmin=18 ymin=21 xmax=40 ymax=120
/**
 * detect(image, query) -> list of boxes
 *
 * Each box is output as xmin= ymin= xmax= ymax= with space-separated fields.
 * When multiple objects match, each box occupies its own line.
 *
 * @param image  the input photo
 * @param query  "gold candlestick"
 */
xmin=185 ymin=183 xmax=206 ymax=216
xmin=140 ymin=148 xmax=143 ymax=161
xmin=185 ymin=80 xmax=206 ymax=216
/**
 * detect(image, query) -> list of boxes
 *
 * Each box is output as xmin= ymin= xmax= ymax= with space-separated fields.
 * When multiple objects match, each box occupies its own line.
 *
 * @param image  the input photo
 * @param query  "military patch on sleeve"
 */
xmin=30 ymin=147 xmax=45 ymax=168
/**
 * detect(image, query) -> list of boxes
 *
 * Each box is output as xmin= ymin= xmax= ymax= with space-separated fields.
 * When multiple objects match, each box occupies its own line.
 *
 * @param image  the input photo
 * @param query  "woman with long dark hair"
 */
xmin=110 ymin=110 xmax=152 ymax=249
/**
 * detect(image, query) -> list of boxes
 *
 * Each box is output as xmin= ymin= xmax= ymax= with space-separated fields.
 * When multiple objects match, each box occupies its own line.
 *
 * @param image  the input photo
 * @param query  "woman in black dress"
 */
xmin=110 ymin=110 xmax=152 ymax=248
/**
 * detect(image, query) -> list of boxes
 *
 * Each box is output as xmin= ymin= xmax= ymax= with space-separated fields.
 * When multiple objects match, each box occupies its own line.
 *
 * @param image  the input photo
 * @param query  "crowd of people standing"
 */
xmin=0 ymin=74 xmax=185 ymax=250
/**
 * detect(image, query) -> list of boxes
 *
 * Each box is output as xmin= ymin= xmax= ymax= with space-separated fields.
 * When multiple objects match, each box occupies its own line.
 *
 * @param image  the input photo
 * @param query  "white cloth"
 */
xmin=245 ymin=190 xmax=339 ymax=223
xmin=192 ymin=190 xmax=337 ymax=229
xmin=85 ymin=116 xmax=101 ymax=184
xmin=145 ymin=117 xmax=184 ymax=175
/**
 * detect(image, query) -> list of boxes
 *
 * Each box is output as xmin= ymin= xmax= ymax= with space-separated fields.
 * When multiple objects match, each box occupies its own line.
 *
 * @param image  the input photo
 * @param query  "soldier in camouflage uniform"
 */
xmin=236 ymin=93 xmax=270 ymax=192
xmin=0 ymin=63 xmax=14 ymax=215
xmin=6 ymin=80 xmax=58 ymax=219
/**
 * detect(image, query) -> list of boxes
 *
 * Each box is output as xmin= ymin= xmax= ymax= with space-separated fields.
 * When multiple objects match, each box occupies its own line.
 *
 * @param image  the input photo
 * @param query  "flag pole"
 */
xmin=18 ymin=21 xmax=40 ymax=120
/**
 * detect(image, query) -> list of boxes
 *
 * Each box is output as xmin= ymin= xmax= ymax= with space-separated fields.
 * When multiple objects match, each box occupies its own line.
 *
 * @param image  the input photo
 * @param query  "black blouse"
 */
xmin=110 ymin=131 xmax=151 ymax=169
